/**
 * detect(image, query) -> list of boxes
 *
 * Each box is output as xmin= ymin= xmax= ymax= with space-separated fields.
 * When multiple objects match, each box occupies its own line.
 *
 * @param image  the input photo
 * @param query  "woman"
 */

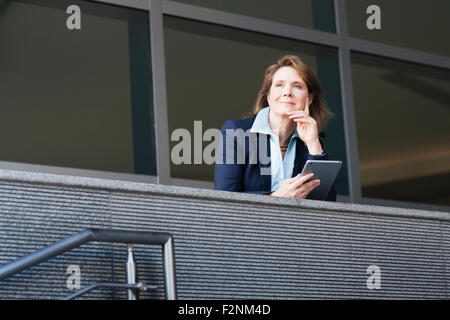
xmin=215 ymin=55 xmax=336 ymax=201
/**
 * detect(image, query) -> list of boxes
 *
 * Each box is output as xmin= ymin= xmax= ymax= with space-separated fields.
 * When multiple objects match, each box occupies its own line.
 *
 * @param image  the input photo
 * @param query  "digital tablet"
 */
xmin=300 ymin=160 xmax=342 ymax=200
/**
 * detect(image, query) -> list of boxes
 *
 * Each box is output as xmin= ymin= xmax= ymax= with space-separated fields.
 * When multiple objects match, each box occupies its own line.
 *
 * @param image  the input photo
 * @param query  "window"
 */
xmin=346 ymin=0 xmax=450 ymax=57
xmin=352 ymin=52 xmax=450 ymax=206
xmin=0 ymin=0 xmax=156 ymax=175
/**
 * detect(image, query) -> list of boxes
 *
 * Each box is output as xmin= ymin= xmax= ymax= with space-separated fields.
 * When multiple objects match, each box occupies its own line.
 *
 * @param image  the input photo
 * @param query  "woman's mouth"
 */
xmin=279 ymin=101 xmax=294 ymax=105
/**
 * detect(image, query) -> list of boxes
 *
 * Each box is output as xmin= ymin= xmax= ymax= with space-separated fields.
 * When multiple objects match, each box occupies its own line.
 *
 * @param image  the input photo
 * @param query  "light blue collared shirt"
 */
xmin=250 ymin=106 xmax=298 ymax=192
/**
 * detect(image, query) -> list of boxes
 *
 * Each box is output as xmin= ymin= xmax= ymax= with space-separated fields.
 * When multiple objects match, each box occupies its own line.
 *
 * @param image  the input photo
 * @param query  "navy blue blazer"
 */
xmin=214 ymin=118 xmax=337 ymax=201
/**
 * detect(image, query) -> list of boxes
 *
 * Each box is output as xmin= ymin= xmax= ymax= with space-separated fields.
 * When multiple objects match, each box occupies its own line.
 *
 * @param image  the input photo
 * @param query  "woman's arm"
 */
xmin=214 ymin=120 xmax=245 ymax=192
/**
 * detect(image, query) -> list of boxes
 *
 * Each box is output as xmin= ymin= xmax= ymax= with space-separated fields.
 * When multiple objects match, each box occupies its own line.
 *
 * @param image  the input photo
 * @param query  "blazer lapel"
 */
xmin=258 ymin=134 xmax=271 ymax=191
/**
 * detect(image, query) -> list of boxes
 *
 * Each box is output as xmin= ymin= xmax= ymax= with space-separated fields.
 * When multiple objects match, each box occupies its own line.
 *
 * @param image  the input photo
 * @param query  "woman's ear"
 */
xmin=308 ymin=93 xmax=314 ymax=105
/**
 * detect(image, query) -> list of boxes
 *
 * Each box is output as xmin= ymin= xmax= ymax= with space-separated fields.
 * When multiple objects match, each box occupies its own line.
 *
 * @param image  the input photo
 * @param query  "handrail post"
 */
xmin=163 ymin=236 xmax=177 ymax=300
xmin=126 ymin=243 xmax=138 ymax=300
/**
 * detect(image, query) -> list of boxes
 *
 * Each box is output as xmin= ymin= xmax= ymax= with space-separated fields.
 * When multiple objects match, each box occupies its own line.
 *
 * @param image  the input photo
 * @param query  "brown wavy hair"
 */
xmin=249 ymin=55 xmax=333 ymax=137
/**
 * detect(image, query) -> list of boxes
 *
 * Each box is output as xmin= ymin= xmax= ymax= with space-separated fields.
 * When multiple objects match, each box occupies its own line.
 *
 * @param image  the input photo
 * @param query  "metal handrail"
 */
xmin=0 ymin=228 xmax=177 ymax=300
xmin=62 ymin=281 xmax=157 ymax=300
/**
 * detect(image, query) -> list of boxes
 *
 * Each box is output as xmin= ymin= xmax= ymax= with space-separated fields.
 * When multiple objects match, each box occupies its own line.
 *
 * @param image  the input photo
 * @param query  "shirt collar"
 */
xmin=250 ymin=106 xmax=299 ymax=140
xmin=250 ymin=106 xmax=272 ymax=135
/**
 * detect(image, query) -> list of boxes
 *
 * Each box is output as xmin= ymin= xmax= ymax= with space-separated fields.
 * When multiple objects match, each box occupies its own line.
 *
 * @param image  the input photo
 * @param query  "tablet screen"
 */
xmin=300 ymin=160 xmax=342 ymax=200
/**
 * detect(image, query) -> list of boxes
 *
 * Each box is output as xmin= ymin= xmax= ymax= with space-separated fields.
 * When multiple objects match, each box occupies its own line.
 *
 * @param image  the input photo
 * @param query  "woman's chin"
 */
xmin=277 ymin=104 xmax=294 ymax=112
xmin=271 ymin=104 xmax=299 ymax=117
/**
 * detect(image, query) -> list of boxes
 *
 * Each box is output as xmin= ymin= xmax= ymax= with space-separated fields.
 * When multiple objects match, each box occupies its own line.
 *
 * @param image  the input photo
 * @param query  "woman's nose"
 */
xmin=282 ymin=86 xmax=292 ymax=96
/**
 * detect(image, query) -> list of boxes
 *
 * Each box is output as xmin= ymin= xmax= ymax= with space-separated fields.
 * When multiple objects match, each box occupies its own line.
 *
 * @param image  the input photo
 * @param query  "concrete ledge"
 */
xmin=1 ymin=169 xmax=449 ymax=222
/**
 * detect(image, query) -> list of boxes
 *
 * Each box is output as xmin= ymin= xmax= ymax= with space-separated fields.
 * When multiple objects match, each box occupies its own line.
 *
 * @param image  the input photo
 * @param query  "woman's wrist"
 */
xmin=306 ymin=140 xmax=323 ymax=155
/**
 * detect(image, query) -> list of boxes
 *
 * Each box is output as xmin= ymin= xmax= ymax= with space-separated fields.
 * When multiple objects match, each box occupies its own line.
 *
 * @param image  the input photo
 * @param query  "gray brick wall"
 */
xmin=0 ymin=170 xmax=449 ymax=299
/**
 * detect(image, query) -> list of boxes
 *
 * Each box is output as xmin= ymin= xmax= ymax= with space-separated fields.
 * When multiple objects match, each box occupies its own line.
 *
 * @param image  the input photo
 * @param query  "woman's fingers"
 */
xmin=305 ymin=178 xmax=320 ymax=193
xmin=288 ymin=111 xmax=309 ymax=119
xmin=288 ymin=113 xmax=317 ymax=127
xmin=286 ymin=175 xmax=298 ymax=184
xmin=290 ymin=172 xmax=314 ymax=189
xmin=289 ymin=173 xmax=320 ymax=196
xmin=296 ymin=179 xmax=320 ymax=198
xmin=293 ymin=118 xmax=315 ymax=124
xmin=281 ymin=173 xmax=320 ymax=198
xmin=304 ymin=97 xmax=310 ymax=115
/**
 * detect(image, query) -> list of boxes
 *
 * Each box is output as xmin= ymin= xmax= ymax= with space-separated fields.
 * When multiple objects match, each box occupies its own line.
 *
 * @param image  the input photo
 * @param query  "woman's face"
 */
xmin=267 ymin=66 xmax=311 ymax=117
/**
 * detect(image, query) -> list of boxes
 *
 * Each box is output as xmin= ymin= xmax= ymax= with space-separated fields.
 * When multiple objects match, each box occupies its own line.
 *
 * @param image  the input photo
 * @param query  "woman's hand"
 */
xmin=287 ymin=97 xmax=323 ymax=154
xmin=270 ymin=172 xmax=320 ymax=199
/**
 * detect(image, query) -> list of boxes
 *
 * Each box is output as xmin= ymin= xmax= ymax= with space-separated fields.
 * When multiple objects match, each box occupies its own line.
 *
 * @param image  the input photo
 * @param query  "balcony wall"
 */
xmin=0 ymin=169 xmax=449 ymax=299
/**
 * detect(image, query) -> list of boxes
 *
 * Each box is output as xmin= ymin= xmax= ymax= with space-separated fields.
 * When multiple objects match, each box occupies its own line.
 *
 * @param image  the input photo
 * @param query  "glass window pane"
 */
xmin=0 ymin=0 xmax=156 ymax=175
xmin=346 ymin=0 xmax=450 ymax=57
xmin=170 ymin=0 xmax=336 ymax=33
xmin=164 ymin=16 xmax=349 ymax=196
xmin=351 ymin=52 xmax=450 ymax=206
